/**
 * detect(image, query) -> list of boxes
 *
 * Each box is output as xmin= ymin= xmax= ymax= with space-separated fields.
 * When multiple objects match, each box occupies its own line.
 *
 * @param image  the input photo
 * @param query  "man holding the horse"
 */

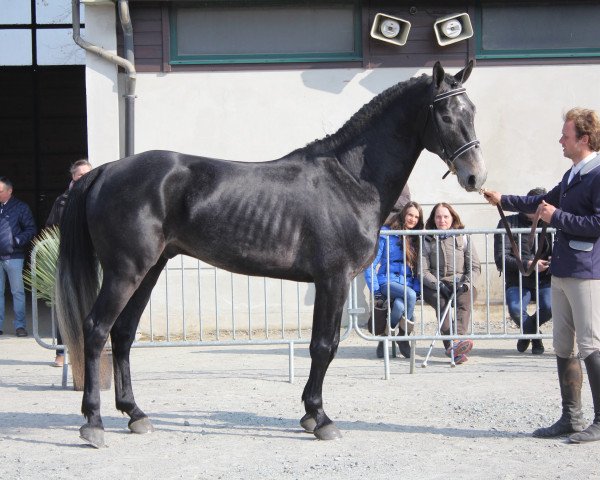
xmin=484 ymin=107 xmax=600 ymax=444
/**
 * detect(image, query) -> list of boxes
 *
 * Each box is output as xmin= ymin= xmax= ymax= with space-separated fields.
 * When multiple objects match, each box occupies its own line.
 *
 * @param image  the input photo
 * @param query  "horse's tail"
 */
xmin=55 ymin=167 xmax=104 ymax=387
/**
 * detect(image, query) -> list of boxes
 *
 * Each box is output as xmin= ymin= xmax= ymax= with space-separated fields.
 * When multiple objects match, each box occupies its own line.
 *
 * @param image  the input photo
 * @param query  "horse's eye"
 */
xmin=442 ymin=115 xmax=452 ymax=123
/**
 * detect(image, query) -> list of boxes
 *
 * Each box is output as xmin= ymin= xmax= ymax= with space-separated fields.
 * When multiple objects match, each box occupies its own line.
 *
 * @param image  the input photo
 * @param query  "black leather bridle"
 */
xmin=428 ymin=87 xmax=480 ymax=179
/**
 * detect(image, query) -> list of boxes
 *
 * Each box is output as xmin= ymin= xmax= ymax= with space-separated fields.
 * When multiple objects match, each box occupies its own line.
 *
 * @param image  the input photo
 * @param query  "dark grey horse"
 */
xmin=56 ymin=61 xmax=486 ymax=448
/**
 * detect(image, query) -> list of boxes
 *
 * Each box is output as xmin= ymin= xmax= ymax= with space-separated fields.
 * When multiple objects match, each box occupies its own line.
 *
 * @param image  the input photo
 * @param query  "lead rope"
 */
xmin=486 ymin=191 xmax=548 ymax=276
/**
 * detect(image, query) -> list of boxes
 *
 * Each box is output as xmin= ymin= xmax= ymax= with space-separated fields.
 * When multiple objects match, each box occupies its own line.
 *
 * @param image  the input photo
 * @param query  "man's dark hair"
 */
xmin=0 ymin=176 xmax=13 ymax=189
xmin=527 ymin=187 xmax=547 ymax=196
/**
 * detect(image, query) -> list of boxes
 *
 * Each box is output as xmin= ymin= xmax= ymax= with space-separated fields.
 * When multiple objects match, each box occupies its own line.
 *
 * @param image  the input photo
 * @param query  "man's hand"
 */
xmin=527 ymin=259 xmax=550 ymax=273
xmin=536 ymin=200 xmax=556 ymax=223
xmin=481 ymin=189 xmax=501 ymax=206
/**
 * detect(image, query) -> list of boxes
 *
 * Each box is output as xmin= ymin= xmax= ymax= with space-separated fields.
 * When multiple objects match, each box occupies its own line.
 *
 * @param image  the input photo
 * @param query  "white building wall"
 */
xmin=84 ymin=5 xmax=120 ymax=165
xmin=127 ymin=65 xmax=600 ymax=226
xmin=83 ymin=6 xmax=600 ymax=335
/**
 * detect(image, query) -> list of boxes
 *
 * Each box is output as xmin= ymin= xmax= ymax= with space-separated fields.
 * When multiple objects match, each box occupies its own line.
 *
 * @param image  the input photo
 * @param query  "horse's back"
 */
xmin=86 ymin=150 xmax=379 ymax=281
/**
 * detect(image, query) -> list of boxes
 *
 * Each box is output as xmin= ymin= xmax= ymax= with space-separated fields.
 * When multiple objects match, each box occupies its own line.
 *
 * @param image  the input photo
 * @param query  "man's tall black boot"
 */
xmin=570 ymin=350 xmax=600 ymax=443
xmin=533 ymin=356 xmax=586 ymax=438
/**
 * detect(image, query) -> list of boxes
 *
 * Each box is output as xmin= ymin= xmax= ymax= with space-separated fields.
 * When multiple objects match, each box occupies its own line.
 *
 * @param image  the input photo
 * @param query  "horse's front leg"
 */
xmin=111 ymin=258 xmax=167 ymax=435
xmin=301 ymin=277 xmax=349 ymax=440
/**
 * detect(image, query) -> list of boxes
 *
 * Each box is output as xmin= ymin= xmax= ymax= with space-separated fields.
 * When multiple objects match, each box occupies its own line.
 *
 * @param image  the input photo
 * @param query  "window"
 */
xmin=170 ymin=1 xmax=362 ymax=65
xmin=476 ymin=2 xmax=600 ymax=59
xmin=0 ymin=0 xmax=85 ymax=66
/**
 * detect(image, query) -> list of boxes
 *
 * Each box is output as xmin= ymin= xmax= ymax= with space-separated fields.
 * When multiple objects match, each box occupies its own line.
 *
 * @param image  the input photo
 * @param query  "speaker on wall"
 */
xmin=370 ymin=13 xmax=411 ymax=47
xmin=433 ymin=13 xmax=474 ymax=46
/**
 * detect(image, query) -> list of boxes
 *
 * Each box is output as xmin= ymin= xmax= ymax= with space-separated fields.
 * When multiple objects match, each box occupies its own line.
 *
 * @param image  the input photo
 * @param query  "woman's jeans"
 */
xmin=506 ymin=285 xmax=552 ymax=332
xmin=0 ymin=258 xmax=26 ymax=331
xmin=380 ymin=282 xmax=417 ymax=329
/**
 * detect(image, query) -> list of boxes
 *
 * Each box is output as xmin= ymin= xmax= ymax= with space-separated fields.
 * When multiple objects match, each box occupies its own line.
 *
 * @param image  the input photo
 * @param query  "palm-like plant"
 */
xmin=24 ymin=225 xmax=60 ymax=306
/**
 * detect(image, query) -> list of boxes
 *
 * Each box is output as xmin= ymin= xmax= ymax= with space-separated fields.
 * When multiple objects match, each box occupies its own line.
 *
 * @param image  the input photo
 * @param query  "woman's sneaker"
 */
xmin=446 ymin=339 xmax=474 ymax=357
xmin=453 ymin=353 xmax=468 ymax=365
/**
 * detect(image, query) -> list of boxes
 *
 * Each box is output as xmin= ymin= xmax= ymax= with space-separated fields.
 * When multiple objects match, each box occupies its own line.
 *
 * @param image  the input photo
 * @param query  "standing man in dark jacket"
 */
xmin=494 ymin=187 xmax=553 ymax=355
xmin=484 ymin=107 xmax=600 ymax=444
xmin=0 ymin=177 xmax=37 ymax=337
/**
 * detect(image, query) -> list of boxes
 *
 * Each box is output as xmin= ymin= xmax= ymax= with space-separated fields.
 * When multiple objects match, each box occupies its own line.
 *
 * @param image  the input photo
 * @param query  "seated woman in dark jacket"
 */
xmin=365 ymin=201 xmax=423 ymax=358
xmin=494 ymin=187 xmax=552 ymax=355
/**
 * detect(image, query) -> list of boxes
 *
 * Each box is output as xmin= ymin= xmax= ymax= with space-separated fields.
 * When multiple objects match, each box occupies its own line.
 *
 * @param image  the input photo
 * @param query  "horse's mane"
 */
xmin=302 ymin=73 xmax=431 ymax=156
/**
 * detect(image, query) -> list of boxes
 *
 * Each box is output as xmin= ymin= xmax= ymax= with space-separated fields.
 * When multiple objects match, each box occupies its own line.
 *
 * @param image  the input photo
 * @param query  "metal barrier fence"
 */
xmin=31 ymin=227 xmax=555 ymax=387
xmin=354 ymin=227 xmax=555 ymax=378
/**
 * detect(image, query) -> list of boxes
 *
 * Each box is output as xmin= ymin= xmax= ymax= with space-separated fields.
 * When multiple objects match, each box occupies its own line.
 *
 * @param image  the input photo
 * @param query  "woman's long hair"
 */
xmin=425 ymin=202 xmax=465 ymax=230
xmin=385 ymin=201 xmax=424 ymax=271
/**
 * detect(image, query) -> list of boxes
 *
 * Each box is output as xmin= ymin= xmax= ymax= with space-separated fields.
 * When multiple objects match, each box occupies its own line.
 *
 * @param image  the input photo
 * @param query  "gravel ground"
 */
xmin=1 ymin=334 xmax=599 ymax=480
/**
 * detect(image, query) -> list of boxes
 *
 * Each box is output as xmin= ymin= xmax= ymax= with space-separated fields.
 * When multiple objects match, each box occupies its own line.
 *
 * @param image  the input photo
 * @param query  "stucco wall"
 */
xmin=83 ymin=6 xmax=600 ymax=334
xmin=84 ymin=6 xmax=600 ymax=224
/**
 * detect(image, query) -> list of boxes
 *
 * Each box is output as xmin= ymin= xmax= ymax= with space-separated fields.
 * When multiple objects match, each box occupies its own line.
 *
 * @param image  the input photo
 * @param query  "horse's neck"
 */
xmin=340 ymin=92 xmax=427 ymax=221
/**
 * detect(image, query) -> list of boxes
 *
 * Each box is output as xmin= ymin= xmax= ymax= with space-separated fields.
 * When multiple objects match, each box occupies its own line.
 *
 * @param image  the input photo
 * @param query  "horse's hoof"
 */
xmin=300 ymin=413 xmax=317 ymax=433
xmin=79 ymin=424 xmax=106 ymax=448
xmin=314 ymin=423 xmax=342 ymax=440
xmin=128 ymin=417 xmax=155 ymax=434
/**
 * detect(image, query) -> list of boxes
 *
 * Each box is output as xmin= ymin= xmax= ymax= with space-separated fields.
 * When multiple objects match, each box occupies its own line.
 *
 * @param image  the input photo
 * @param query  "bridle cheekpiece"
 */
xmin=428 ymin=87 xmax=480 ymax=179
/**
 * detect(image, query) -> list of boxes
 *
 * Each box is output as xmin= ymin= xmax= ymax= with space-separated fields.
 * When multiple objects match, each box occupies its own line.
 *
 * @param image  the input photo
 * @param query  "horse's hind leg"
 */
xmin=301 ymin=276 xmax=350 ymax=440
xmin=79 ymin=273 xmax=150 ymax=448
xmin=110 ymin=257 xmax=168 ymax=435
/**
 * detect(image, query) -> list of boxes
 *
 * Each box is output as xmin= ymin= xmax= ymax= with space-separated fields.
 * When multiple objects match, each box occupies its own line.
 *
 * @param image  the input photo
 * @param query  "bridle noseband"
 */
xmin=427 ymin=87 xmax=480 ymax=179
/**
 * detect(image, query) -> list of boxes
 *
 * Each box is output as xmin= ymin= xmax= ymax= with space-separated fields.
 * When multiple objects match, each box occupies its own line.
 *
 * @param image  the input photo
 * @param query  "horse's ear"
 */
xmin=432 ymin=61 xmax=445 ymax=89
xmin=454 ymin=59 xmax=474 ymax=84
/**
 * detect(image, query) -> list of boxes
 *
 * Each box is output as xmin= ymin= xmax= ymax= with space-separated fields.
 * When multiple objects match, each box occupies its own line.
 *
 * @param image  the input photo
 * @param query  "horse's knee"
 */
xmin=83 ymin=323 xmax=111 ymax=354
xmin=310 ymin=340 xmax=337 ymax=364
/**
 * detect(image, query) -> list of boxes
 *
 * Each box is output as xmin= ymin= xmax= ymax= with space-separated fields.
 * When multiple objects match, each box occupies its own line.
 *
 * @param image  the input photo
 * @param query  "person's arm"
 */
xmin=45 ymin=200 xmax=60 ymax=228
xmin=493 ymin=219 xmax=504 ymax=272
xmin=550 ymin=183 xmax=600 ymax=237
xmin=15 ymin=203 xmax=36 ymax=247
xmin=364 ymin=234 xmax=385 ymax=293
xmin=502 ymin=192 xmax=547 ymax=214
xmin=45 ymin=194 xmax=66 ymax=228
xmin=494 ymin=217 xmax=529 ymax=275
xmin=420 ymin=239 xmax=438 ymax=290
xmin=484 ymin=184 xmax=561 ymax=214
xmin=458 ymin=235 xmax=480 ymax=288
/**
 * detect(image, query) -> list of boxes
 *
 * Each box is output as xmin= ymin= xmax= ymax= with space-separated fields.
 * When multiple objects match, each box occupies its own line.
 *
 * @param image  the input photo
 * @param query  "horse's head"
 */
xmin=421 ymin=61 xmax=487 ymax=192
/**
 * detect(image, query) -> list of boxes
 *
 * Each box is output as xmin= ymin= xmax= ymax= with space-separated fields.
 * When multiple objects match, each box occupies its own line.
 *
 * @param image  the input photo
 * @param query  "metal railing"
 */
xmin=353 ymin=227 xmax=555 ymax=378
xmin=31 ymin=227 xmax=555 ymax=387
